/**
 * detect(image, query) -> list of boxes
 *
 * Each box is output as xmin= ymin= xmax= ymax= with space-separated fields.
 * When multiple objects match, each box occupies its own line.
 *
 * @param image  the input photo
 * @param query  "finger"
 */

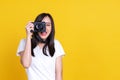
xmin=28 ymin=23 xmax=34 ymax=28
xmin=25 ymin=25 xmax=33 ymax=30
xmin=26 ymin=22 xmax=33 ymax=27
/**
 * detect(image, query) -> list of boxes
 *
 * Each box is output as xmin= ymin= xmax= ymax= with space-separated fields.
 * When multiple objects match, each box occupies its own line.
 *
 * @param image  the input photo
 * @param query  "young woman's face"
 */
xmin=38 ymin=16 xmax=52 ymax=40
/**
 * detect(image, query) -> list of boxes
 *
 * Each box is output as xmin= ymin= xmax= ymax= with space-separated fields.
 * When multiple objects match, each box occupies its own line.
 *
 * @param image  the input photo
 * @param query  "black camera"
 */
xmin=31 ymin=22 xmax=46 ymax=33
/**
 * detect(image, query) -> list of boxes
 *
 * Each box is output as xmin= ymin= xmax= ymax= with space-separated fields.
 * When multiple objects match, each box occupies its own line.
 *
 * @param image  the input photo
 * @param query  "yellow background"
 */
xmin=0 ymin=0 xmax=120 ymax=80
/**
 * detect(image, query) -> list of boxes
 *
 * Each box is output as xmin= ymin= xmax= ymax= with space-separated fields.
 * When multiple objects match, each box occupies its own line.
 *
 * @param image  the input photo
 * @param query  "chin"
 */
xmin=39 ymin=33 xmax=49 ymax=40
xmin=39 ymin=35 xmax=47 ymax=39
xmin=41 ymin=36 xmax=47 ymax=40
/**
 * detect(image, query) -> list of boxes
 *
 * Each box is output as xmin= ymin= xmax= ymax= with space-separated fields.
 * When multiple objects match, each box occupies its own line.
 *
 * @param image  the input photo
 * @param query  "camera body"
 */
xmin=32 ymin=22 xmax=46 ymax=33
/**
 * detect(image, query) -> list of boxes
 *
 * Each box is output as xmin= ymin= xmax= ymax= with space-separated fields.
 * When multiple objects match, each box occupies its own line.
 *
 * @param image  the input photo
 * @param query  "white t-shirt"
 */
xmin=16 ymin=39 xmax=65 ymax=80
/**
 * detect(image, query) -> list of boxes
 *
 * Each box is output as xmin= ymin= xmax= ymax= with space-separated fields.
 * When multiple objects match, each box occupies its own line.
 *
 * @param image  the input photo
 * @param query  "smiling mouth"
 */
xmin=41 ymin=32 xmax=47 ymax=36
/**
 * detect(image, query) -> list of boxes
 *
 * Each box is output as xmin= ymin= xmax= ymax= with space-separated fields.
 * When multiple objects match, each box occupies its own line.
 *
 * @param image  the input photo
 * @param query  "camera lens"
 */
xmin=33 ymin=22 xmax=46 ymax=33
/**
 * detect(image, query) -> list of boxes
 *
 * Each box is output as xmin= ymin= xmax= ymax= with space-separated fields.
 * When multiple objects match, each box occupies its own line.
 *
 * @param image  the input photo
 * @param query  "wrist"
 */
xmin=26 ymin=35 xmax=32 ymax=39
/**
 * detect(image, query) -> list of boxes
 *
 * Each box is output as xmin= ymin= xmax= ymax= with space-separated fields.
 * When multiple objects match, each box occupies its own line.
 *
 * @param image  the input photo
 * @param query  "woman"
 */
xmin=17 ymin=13 xmax=65 ymax=80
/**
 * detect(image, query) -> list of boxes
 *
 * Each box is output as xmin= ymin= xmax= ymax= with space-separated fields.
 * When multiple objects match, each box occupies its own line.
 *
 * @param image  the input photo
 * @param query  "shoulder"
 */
xmin=54 ymin=39 xmax=65 ymax=57
xmin=18 ymin=38 xmax=26 ymax=46
xmin=54 ymin=39 xmax=60 ymax=44
xmin=20 ymin=38 xmax=26 ymax=43
xmin=54 ymin=39 xmax=64 ymax=50
xmin=54 ymin=39 xmax=62 ymax=46
xmin=16 ymin=38 xmax=26 ymax=56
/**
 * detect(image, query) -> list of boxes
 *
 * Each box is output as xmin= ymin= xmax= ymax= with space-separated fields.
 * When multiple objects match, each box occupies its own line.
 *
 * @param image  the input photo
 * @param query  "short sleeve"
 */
xmin=16 ymin=39 xmax=26 ymax=56
xmin=54 ymin=40 xmax=65 ymax=58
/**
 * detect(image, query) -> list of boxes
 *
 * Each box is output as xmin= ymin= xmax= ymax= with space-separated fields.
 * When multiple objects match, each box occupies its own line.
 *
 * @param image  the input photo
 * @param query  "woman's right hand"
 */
xmin=20 ymin=22 xmax=33 ymax=68
xmin=25 ymin=22 xmax=34 ymax=38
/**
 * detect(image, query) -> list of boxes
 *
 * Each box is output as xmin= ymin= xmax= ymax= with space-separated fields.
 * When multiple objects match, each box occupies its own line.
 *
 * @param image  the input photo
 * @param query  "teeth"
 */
xmin=41 ymin=32 xmax=47 ymax=33
xmin=41 ymin=32 xmax=47 ymax=35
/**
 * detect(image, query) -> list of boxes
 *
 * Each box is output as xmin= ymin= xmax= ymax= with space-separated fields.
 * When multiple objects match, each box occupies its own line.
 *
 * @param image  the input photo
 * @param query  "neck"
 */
xmin=38 ymin=43 xmax=45 ymax=49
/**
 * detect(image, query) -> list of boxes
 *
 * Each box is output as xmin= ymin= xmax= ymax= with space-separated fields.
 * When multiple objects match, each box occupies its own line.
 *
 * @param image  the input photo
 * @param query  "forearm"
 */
xmin=55 ymin=56 xmax=63 ymax=80
xmin=55 ymin=73 xmax=62 ymax=80
xmin=21 ymin=36 xmax=32 ymax=68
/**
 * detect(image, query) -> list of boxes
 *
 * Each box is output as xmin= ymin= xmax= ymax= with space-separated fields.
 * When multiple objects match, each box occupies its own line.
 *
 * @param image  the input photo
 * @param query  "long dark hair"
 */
xmin=31 ymin=13 xmax=55 ymax=57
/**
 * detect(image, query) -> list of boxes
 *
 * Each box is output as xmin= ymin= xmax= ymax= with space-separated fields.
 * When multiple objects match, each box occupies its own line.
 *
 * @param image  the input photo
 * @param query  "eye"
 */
xmin=46 ymin=24 xmax=51 ymax=26
xmin=46 ymin=22 xmax=51 ymax=26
